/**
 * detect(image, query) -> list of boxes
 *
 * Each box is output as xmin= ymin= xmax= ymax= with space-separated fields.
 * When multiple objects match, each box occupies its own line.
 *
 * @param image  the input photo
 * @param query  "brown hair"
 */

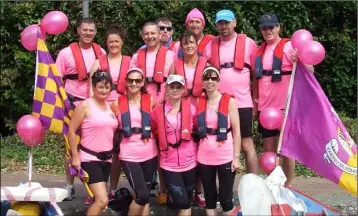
xmin=179 ymin=31 xmax=198 ymax=49
xmin=105 ymin=24 xmax=126 ymax=42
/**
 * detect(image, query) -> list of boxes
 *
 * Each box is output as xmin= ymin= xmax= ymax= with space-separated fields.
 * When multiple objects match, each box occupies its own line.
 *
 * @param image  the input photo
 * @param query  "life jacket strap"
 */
xmin=168 ymin=140 xmax=182 ymax=149
xmin=262 ymin=70 xmax=292 ymax=76
xmin=220 ymin=62 xmax=251 ymax=70
xmin=145 ymin=77 xmax=167 ymax=83
xmin=120 ymin=127 xmax=143 ymax=134
xmin=62 ymin=73 xmax=89 ymax=81
xmin=206 ymin=127 xmax=232 ymax=135
xmin=78 ymin=144 xmax=113 ymax=161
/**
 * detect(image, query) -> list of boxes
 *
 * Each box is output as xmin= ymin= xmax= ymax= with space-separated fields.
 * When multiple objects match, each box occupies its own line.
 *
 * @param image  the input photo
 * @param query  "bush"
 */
xmin=0 ymin=1 xmax=356 ymax=135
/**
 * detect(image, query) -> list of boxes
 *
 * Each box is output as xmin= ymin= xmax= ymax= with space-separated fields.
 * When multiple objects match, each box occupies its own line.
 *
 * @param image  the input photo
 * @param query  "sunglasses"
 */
xmin=126 ymin=78 xmax=143 ymax=84
xmin=203 ymin=77 xmax=220 ymax=82
xmin=159 ymin=26 xmax=174 ymax=31
xmin=93 ymin=71 xmax=110 ymax=78
xmin=260 ymin=25 xmax=277 ymax=31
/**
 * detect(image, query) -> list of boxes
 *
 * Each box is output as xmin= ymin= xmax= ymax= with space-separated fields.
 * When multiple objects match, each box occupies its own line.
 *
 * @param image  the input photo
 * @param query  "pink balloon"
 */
xmin=259 ymin=152 xmax=277 ymax=174
xmin=20 ymin=24 xmax=46 ymax=51
xmin=16 ymin=115 xmax=45 ymax=147
xmin=291 ymin=29 xmax=313 ymax=50
xmin=298 ymin=40 xmax=326 ymax=65
xmin=41 ymin=11 xmax=69 ymax=35
xmin=259 ymin=107 xmax=284 ymax=130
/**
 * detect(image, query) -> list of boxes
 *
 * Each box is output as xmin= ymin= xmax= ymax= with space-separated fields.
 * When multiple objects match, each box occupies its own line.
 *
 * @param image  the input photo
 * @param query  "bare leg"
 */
xmin=65 ymin=158 xmax=75 ymax=185
xmin=282 ymin=156 xmax=295 ymax=187
xmin=263 ymin=137 xmax=278 ymax=153
xmin=87 ymin=182 xmax=108 ymax=216
xmin=109 ymin=155 xmax=121 ymax=192
xmin=128 ymin=200 xmax=145 ymax=216
xmin=141 ymin=204 xmax=150 ymax=216
xmin=205 ymin=209 xmax=217 ymax=216
xmin=179 ymin=208 xmax=192 ymax=216
xmin=241 ymin=137 xmax=259 ymax=174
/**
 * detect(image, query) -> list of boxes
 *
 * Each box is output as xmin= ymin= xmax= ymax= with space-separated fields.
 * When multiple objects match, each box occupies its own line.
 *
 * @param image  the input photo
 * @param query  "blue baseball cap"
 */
xmin=215 ymin=10 xmax=235 ymax=24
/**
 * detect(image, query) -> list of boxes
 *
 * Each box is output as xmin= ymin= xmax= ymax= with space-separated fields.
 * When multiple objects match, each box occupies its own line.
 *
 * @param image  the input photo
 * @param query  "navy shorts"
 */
xmin=238 ymin=108 xmax=253 ymax=138
xmin=257 ymin=111 xmax=280 ymax=138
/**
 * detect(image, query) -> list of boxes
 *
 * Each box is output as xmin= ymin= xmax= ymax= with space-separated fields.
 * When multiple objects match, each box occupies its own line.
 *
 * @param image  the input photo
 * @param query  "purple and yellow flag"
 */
xmin=31 ymin=35 xmax=92 ymax=197
xmin=279 ymin=63 xmax=357 ymax=196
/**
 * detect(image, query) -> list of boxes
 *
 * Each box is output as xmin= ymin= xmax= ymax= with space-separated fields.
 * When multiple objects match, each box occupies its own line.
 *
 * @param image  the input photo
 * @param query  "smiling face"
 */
xmin=106 ymin=33 xmax=123 ymax=55
xmin=93 ymin=80 xmax=111 ymax=101
xmin=186 ymin=18 xmax=204 ymax=37
xmin=77 ymin=22 xmax=96 ymax=45
xmin=142 ymin=24 xmax=160 ymax=49
xmin=181 ymin=35 xmax=198 ymax=57
xmin=216 ymin=19 xmax=236 ymax=38
xmin=166 ymin=82 xmax=185 ymax=100
xmin=125 ymin=71 xmax=144 ymax=94
xmin=202 ymin=70 xmax=220 ymax=93
xmin=260 ymin=24 xmax=280 ymax=42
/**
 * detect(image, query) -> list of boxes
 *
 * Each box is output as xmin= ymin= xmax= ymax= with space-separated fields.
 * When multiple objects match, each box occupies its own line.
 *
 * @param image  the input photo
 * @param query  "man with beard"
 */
xmin=130 ymin=22 xmax=174 ymax=103
xmin=173 ymin=8 xmax=215 ymax=58
xmin=55 ymin=18 xmax=106 ymax=202
xmin=139 ymin=17 xmax=176 ymax=50
xmin=203 ymin=10 xmax=260 ymax=176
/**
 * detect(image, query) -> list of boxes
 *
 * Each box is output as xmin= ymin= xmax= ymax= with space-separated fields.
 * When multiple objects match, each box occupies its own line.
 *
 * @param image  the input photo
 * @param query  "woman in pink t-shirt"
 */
xmin=111 ymin=68 xmax=158 ymax=216
xmin=88 ymin=24 xmax=131 ymax=199
xmin=69 ymin=71 xmax=118 ymax=216
xmin=151 ymin=75 xmax=198 ymax=215
xmin=254 ymin=13 xmax=313 ymax=187
xmin=196 ymin=66 xmax=244 ymax=216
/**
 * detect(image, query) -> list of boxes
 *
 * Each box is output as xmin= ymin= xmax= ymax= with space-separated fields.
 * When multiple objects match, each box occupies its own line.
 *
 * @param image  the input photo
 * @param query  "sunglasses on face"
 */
xmin=126 ymin=78 xmax=143 ymax=84
xmin=159 ymin=26 xmax=174 ymax=31
xmin=203 ymin=76 xmax=219 ymax=82
xmin=260 ymin=25 xmax=277 ymax=31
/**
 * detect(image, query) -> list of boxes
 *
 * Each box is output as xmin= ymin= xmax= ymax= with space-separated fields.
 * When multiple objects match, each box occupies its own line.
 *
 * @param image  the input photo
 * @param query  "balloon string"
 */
xmin=28 ymin=147 xmax=33 ymax=187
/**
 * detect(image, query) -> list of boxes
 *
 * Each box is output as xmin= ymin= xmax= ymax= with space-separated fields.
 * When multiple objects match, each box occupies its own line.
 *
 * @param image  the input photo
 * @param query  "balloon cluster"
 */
xmin=16 ymin=115 xmax=45 ymax=147
xmin=20 ymin=11 xmax=69 ymax=51
xmin=291 ymin=29 xmax=325 ymax=65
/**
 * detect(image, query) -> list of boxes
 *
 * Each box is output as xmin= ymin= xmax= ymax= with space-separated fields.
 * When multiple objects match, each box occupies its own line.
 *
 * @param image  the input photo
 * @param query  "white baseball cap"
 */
xmin=166 ymin=74 xmax=185 ymax=86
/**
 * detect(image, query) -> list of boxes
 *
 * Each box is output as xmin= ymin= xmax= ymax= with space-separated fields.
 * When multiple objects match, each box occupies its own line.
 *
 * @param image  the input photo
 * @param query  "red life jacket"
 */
xmin=98 ymin=55 xmax=131 ymax=94
xmin=174 ymin=56 xmax=207 ymax=97
xmin=196 ymin=93 xmax=232 ymax=141
xmin=137 ymin=46 xmax=167 ymax=84
xmin=118 ymin=94 xmax=151 ymax=139
xmin=69 ymin=42 xmax=102 ymax=81
xmin=154 ymin=98 xmax=192 ymax=151
xmin=254 ymin=38 xmax=291 ymax=82
xmin=210 ymin=34 xmax=251 ymax=71
xmin=198 ymin=34 xmax=215 ymax=54
xmin=168 ymin=41 xmax=176 ymax=51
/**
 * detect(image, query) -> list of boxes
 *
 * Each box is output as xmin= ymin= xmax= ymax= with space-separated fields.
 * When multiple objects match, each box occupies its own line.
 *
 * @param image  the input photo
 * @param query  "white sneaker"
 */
xmin=63 ymin=185 xmax=75 ymax=201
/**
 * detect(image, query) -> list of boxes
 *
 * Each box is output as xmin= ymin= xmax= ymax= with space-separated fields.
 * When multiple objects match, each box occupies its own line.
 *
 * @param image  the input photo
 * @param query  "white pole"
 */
xmin=28 ymin=147 xmax=33 ymax=187
xmin=82 ymin=0 xmax=89 ymax=18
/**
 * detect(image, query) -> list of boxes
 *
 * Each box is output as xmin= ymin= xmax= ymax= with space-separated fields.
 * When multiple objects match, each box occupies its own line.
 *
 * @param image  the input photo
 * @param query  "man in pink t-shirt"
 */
xmin=203 ymin=10 xmax=259 ymax=174
xmin=55 ymin=18 xmax=105 ymax=202
xmin=130 ymin=22 xmax=174 ymax=103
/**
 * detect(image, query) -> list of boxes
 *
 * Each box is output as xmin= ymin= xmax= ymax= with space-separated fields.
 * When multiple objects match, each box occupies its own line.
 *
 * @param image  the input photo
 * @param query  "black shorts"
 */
xmin=238 ymin=108 xmax=253 ymax=138
xmin=257 ymin=111 xmax=280 ymax=138
xmin=81 ymin=161 xmax=111 ymax=184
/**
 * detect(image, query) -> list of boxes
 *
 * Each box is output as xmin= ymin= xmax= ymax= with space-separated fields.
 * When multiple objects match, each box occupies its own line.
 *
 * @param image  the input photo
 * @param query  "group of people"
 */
xmin=55 ymin=7 xmax=311 ymax=216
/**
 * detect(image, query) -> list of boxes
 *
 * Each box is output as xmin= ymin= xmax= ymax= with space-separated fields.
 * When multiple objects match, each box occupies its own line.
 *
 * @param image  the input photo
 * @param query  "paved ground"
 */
xmin=1 ymin=172 xmax=357 ymax=215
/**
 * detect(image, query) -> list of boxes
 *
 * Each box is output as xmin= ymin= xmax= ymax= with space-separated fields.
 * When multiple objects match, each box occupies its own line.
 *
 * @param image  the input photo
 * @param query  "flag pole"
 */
xmin=276 ymin=61 xmax=298 ymax=165
xmin=82 ymin=0 xmax=89 ymax=18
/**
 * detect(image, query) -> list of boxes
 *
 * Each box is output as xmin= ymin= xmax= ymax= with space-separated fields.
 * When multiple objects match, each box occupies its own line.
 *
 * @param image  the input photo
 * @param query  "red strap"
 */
xmin=92 ymin=43 xmax=103 ymax=58
xmin=137 ymin=48 xmax=146 ymax=76
xmin=234 ymin=34 xmax=247 ymax=70
xmin=118 ymin=95 xmax=128 ymax=114
xmin=210 ymin=37 xmax=220 ymax=69
xmin=153 ymin=46 xmax=167 ymax=83
xmin=198 ymin=34 xmax=214 ymax=53
xmin=169 ymin=41 xmax=176 ymax=51
xmin=156 ymin=103 xmax=167 ymax=151
xmin=70 ymin=42 xmax=87 ymax=81
xmin=192 ymin=57 xmax=207 ymax=97
xmin=98 ymin=55 xmax=109 ymax=71
xmin=174 ymin=58 xmax=187 ymax=95
xmin=180 ymin=98 xmax=192 ymax=140
xmin=218 ymin=93 xmax=231 ymax=116
xmin=273 ymin=38 xmax=289 ymax=60
xmin=141 ymin=94 xmax=151 ymax=113
xmin=117 ymin=56 xmax=131 ymax=94
xmin=197 ymin=96 xmax=207 ymax=114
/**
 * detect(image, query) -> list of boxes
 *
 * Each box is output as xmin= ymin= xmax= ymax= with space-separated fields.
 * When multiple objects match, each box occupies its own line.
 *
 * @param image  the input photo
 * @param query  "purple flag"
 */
xmin=280 ymin=63 xmax=357 ymax=196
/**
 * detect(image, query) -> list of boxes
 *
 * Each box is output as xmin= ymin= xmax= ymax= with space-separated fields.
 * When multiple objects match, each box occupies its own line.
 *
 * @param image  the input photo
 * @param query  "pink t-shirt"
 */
xmin=172 ymin=41 xmax=181 ymax=60
xmin=79 ymin=98 xmax=118 ymax=162
xmin=197 ymin=100 xmax=234 ymax=165
xmin=258 ymin=40 xmax=294 ymax=111
xmin=152 ymin=102 xmax=197 ymax=172
xmin=203 ymin=34 xmax=258 ymax=108
xmin=106 ymin=58 xmax=123 ymax=102
xmin=118 ymin=103 xmax=158 ymax=162
xmin=129 ymin=49 xmax=174 ymax=103
xmin=55 ymin=46 xmax=106 ymax=102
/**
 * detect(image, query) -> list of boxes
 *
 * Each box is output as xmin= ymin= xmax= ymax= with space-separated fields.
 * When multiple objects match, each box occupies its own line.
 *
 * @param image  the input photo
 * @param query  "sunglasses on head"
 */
xmin=94 ymin=71 xmax=110 ymax=78
xmin=203 ymin=76 xmax=219 ymax=81
xmin=260 ymin=25 xmax=277 ymax=31
xmin=126 ymin=78 xmax=143 ymax=84
xmin=159 ymin=26 xmax=174 ymax=31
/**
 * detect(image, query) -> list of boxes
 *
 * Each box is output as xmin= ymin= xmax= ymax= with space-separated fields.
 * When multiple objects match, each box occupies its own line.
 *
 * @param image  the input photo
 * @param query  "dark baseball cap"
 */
xmin=259 ymin=13 xmax=279 ymax=28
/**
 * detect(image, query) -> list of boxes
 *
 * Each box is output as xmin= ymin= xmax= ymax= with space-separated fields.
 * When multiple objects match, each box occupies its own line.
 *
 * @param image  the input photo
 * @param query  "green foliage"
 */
xmin=1 ymin=131 xmax=64 ymax=173
xmin=0 ymin=1 xmax=357 ymax=134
